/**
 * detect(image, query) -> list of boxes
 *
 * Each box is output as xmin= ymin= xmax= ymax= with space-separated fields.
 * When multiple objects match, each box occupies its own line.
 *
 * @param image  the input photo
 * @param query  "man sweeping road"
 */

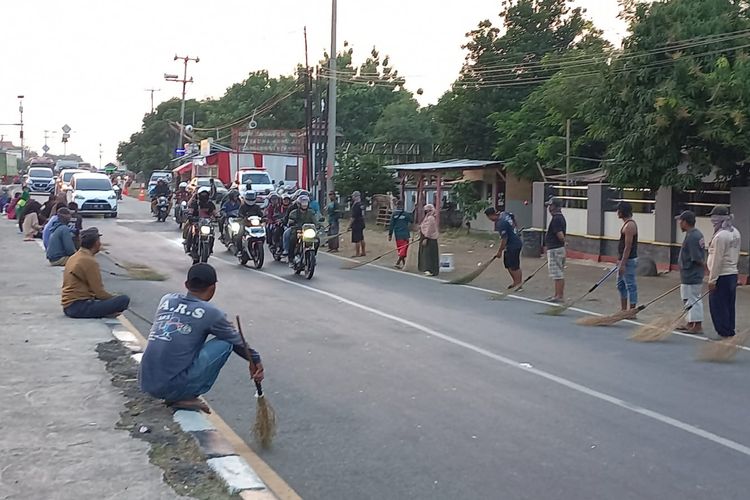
xmin=388 ymin=199 xmax=413 ymax=269
xmin=544 ymin=198 xmax=567 ymax=303
xmin=616 ymin=202 xmax=639 ymax=310
xmin=707 ymin=205 xmax=741 ymax=339
xmin=485 ymin=207 xmax=523 ymax=289
xmin=139 ymin=263 xmax=264 ymax=413
xmin=676 ymin=210 xmax=706 ymax=335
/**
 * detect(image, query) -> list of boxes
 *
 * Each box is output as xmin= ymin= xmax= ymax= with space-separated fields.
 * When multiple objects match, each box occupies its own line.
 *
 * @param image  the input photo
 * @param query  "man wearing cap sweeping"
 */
xmin=707 ymin=205 xmax=741 ymax=338
xmin=544 ymin=197 xmax=567 ymax=303
xmin=61 ymin=227 xmax=130 ymax=318
xmin=349 ymin=191 xmax=366 ymax=258
xmin=139 ymin=263 xmax=264 ymax=413
xmin=676 ymin=210 xmax=706 ymax=335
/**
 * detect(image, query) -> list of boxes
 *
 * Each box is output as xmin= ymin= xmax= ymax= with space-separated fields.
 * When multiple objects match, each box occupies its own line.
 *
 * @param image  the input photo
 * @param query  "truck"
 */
xmin=0 ymin=152 xmax=19 ymax=181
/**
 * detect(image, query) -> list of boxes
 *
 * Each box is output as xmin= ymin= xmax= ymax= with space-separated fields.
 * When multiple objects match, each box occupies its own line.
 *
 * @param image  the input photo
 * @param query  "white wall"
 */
xmin=561 ymin=208 xmax=588 ymax=236
xmin=675 ymin=217 xmax=714 ymax=244
xmin=604 ymin=211 xmax=655 ymax=242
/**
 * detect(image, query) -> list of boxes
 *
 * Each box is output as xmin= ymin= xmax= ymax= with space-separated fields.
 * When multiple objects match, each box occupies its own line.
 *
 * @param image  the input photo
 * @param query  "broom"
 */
xmin=489 ymin=260 xmax=548 ymax=300
xmin=541 ymin=265 xmax=619 ymax=316
xmin=342 ymin=235 xmax=420 ymax=270
xmin=630 ymin=291 xmax=710 ymax=342
xmin=697 ymin=331 xmax=750 ymax=363
xmin=576 ymin=284 xmax=681 ymax=326
xmin=445 ymin=255 xmax=498 ymax=285
xmin=235 ymin=316 xmax=277 ymax=449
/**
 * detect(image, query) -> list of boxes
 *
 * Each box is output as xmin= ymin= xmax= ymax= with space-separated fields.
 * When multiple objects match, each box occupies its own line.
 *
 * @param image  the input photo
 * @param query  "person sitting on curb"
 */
xmin=46 ymin=208 xmax=77 ymax=266
xmin=61 ymin=227 xmax=130 ymax=318
xmin=139 ymin=263 xmax=264 ymax=413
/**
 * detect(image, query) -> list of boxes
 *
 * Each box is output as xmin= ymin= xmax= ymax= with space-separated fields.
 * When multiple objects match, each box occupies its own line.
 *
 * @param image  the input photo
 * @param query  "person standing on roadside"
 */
xmin=616 ymin=201 xmax=638 ymax=310
xmin=139 ymin=263 xmax=264 ymax=414
xmin=61 ymin=228 xmax=130 ymax=318
xmin=389 ymin=199 xmax=413 ymax=269
xmin=544 ymin=198 xmax=567 ymax=303
xmin=675 ymin=210 xmax=706 ymax=335
xmin=349 ymin=191 xmax=366 ymax=257
xmin=326 ymin=191 xmax=341 ymax=253
xmin=418 ymin=203 xmax=440 ymax=276
xmin=707 ymin=205 xmax=741 ymax=338
xmin=485 ymin=207 xmax=523 ymax=288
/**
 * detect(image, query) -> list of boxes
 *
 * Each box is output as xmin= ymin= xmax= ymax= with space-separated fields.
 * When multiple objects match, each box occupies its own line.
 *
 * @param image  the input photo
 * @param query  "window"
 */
xmin=241 ymin=172 xmax=272 ymax=185
xmin=29 ymin=168 xmax=53 ymax=178
xmin=75 ymin=178 xmax=112 ymax=191
xmin=285 ymin=165 xmax=298 ymax=182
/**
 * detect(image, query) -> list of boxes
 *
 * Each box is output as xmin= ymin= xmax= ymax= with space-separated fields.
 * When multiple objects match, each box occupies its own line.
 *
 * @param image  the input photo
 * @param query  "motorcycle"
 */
xmin=113 ymin=184 xmax=122 ymax=200
xmin=220 ymin=212 xmax=240 ymax=254
xmin=190 ymin=218 xmax=215 ymax=264
xmin=291 ymin=223 xmax=318 ymax=280
xmin=266 ymin=221 xmax=284 ymax=262
xmin=156 ymin=196 xmax=170 ymax=222
xmin=174 ymin=201 xmax=187 ymax=229
xmin=237 ymin=216 xmax=266 ymax=269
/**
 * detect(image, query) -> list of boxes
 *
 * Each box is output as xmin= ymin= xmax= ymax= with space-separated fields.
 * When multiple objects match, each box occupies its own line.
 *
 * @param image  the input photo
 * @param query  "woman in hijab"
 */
xmin=6 ymin=192 xmax=21 ymax=220
xmin=418 ymin=204 xmax=440 ymax=276
xmin=22 ymin=200 xmax=43 ymax=240
xmin=16 ymin=188 xmax=30 ymax=231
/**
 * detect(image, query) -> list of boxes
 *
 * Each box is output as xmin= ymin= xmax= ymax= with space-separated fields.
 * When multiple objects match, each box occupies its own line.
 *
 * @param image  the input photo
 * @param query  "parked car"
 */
xmin=187 ymin=177 xmax=228 ymax=201
xmin=24 ymin=167 xmax=55 ymax=194
xmin=68 ymin=173 xmax=118 ymax=217
xmin=56 ymin=169 xmax=87 ymax=196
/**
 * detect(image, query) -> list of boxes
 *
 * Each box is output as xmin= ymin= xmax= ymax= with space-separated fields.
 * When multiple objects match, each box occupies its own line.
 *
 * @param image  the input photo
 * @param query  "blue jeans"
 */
xmin=616 ymin=258 xmax=638 ymax=306
xmin=709 ymin=274 xmax=737 ymax=338
xmin=64 ymin=295 xmax=130 ymax=319
xmin=283 ymin=227 xmax=293 ymax=254
xmin=160 ymin=339 xmax=233 ymax=401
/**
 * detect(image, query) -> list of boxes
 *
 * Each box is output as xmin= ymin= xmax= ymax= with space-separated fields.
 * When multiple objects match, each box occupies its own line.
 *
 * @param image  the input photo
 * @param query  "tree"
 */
xmin=452 ymin=180 xmax=490 ymax=226
xmin=333 ymin=152 xmax=396 ymax=200
xmin=586 ymin=0 xmax=750 ymax=188
xmin=435 ymin=0 xmax=599 ymax=159
xmin=372 ymin=95 xmax=436 ymax=145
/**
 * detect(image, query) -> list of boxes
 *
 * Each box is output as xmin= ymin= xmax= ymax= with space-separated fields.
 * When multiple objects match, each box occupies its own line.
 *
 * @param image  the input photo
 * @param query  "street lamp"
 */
xmin=17 ymin=95 xmax=24 ymax=165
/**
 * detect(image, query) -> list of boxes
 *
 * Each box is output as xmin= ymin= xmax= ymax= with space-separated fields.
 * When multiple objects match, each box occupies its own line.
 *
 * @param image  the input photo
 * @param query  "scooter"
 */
xmin=266 ymin=221 xmax=284 ymax=262
xmin=113 ymin=184 xmax=122 ymax=200
xmin=156 ymin=196 xmax=170 ymax=222
xmin=174 ymin=201 xmax=187 ymax=229
xmin=190 ymin=218 xmax=215 ymax=264
xmin=238 ymin=216 xmax=266 ymax=269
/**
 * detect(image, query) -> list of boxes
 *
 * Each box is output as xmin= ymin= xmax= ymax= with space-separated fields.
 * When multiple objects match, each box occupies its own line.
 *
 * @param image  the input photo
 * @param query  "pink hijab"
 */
xmin=420 ymin=204 xmax=439 ymax=239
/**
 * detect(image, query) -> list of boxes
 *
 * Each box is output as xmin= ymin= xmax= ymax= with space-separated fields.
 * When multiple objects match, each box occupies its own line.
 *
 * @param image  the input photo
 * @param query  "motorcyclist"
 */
xmin=234 ymin=190 xmax=264 ymax=256
xmin=183 ymin=186 xmax=217 ymax=259
xmin=286 ymin=195 xmax=319 ymax=266
xmin=264 ymin=193 xmax=283 ymax=248
xmin=151 ymin=178 xmax=171 ymax=215
xmin=175 ymin=182 xmax=190 ymax=204
xmin=218 ymin=189 xmax=241 ymax=238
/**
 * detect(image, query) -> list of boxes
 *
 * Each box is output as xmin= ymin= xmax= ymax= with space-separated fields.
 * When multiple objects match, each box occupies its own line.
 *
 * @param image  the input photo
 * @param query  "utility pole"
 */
xmin=18 ymin=95 xmax=24 ymax=165
xmin=565 ymin=118 xmax=571 ymax=186
xmin=99 ymin=143 xmax=103 ymax=170
xmin=304 ymin=27 xmax=314 ymax=198
xmin=326 ymin=0 xmax=337 ymax=193
xmin=43 ymin=130 xmax=58 ymax=155
xmin=165 ymin=55 xmax=199 ymax=150
xmin=145 ymin=88 xmax=161 ymax=114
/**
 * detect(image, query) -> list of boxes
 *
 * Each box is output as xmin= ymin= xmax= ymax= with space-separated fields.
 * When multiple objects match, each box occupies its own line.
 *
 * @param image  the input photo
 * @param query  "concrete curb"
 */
xmin=102 ymin=317 xmax=277 ymax=498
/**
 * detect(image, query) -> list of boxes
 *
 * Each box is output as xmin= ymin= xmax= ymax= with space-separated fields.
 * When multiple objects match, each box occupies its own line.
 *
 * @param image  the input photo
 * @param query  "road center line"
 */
xmin=242 ymin=264 xmax=750 ymax=459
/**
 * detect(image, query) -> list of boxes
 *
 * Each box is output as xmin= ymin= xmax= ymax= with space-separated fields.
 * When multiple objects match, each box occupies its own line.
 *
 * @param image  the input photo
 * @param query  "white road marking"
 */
xmin=246 ymin=267 xmax=750 ymax=459
xmin=320 ymin=252 xmax=750 ymax=351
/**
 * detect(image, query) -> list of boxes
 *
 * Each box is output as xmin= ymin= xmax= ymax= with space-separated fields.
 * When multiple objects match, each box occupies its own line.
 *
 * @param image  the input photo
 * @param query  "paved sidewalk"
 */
xmin=0 ymin=222 xmax=183 ymax=499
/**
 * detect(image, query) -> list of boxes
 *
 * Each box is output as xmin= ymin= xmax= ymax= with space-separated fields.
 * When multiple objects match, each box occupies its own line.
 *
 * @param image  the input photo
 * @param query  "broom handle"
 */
xmin=668 ymin=290 xmax=710 ymax=323
xmin=522 ymin=260 xmax=548 ymax=285
xmin=638 ymin=284 xmax=681 ymax=311
xmin=352 ymin=235 xmax=421 ymax=267
xmin=235 ymin=315 xmax=263 ymax=397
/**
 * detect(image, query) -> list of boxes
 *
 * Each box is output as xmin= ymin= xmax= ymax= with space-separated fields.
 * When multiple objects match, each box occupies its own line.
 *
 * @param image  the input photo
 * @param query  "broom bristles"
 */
xmin=446 ymin=259 xmax=494 ymax=285
xmin=576 ymin=308 xmax=639 ymax=327
xmin=629 ymin=317 xmax=678 ymax=342
xmin=540 ymin=303 xmax=570 ymax=316
xmin=253 ymin=396 xmax=277 ymax=449
xmin=697 ymin=332 xmax=749 ymax=363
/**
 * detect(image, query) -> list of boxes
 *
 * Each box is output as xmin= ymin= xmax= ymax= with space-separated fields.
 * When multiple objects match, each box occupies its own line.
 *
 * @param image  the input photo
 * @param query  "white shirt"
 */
xmin=707 ymin=228 xmax=741 ymax=283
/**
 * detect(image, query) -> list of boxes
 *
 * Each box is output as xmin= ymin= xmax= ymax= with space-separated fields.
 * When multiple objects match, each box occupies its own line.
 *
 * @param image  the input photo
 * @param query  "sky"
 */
xmin=0 ymin=0 xmax=627 ymax=167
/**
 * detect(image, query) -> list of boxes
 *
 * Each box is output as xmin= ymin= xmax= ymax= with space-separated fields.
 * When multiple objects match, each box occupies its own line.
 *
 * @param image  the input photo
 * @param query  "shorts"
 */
xmin=351 ymin=226 xmax=365 ymax=243
xmin=503 ymin=246 xmax=521 ymax=271
xmin=547 ymin=247 xmax=566 ymax=280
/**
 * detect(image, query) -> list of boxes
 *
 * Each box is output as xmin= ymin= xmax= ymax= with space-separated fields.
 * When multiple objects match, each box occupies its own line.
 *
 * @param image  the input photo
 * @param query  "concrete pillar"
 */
xmin=435 ymin=173 xmax=442 ymax=227
xmin=654 ymin=186 xmax=677 ymax=245
xmin=587 ymin=183 xmax=611 ymax=237
xmin=532 ymin=182 xmax=553 ymax=229
xmin=731 ymin=187 xmax=750 ymax=252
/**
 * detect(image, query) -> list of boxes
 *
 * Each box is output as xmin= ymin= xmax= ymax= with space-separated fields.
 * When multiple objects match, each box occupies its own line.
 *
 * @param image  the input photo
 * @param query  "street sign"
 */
xmin=42 ymin=145 xmax=50 ymax=153
xmin=61 ymin=124 xmax=71 ymax=134
xmin=175 ymin=148 xmax=186 ymax=156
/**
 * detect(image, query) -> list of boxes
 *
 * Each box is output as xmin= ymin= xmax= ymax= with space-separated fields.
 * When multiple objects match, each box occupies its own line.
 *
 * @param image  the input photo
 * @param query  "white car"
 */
xmin=69 ymin=173 xmax=118 ymax=218
xmin=235 ymin=169 xmax=274 ymax=199
xmin=56 ymin=169 xmax=87 ymax=196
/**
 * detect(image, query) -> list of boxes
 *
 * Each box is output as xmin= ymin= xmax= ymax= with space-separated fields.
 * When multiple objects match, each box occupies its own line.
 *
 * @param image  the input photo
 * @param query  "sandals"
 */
xmin=166 ymin=399 xmax=211 ymax=414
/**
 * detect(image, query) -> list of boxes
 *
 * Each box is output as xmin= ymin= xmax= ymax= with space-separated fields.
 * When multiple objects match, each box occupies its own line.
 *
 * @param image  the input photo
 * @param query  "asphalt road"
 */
xmin=96 ymin=197 xmax=750 ymax=500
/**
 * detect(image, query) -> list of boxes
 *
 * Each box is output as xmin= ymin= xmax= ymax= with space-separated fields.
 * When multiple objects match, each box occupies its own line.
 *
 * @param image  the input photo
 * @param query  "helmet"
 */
xmin=197 ymin=186 xmax=211 ymax=199
xmin=157 ymin=178 xmax=166 ymax=184
xmin=298 ymin=194 xmax=310 ymax=209
xmin=281 ymin=193 xmax=291 ymax=204
xmin=179 ymin=182 xmax=187 ymax=189
xmin=244 ymin=190 xmax=258 ymax=205
xmin=269 ymin=192 xmax=280 ymax=202
xmin=229 ymin=189 xmax=239 ymax=199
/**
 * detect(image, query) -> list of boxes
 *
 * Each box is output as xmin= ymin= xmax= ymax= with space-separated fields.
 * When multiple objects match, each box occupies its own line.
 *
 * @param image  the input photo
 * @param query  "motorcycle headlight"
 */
xmin=303 ymin=228 xmax=317 ymax=240
xmin=250 ymin=217 xmax=261 ymax=227
xmin=200 ymin=225 xmax=211 ymax=235
xmin=230 ymin=222 xmax=241 ymax=233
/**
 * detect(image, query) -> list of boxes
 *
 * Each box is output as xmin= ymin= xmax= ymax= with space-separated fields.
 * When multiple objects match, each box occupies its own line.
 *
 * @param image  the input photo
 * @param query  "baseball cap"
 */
xmin=675 ymin=210 xmax=696 ymax=225
xmin=187 ymin=263 xmax=218 ymax=288
xmin=352 ymin=191 xmax=361 ymax=198
xmin=80 ymin=227 xmax=102 ymax=245
xmin=709 ymin=205 xmax=730 ymax=216
xmin=545 ymin=197 xmax=562 ymax=208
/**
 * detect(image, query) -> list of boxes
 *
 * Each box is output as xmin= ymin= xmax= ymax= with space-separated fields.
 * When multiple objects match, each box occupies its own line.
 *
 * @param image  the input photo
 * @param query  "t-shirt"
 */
xmin=545 ymin=213 xmax=566 ymax=250
xmin=495 ymin=214 xmax=522 ymax=250
xmin=351 ymin=201 xmax=365 ymax=229
xmin=139 ymin=293 xmax=260 ymax=398
xmin=678 ymin=228 xmax=705 ymax=285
